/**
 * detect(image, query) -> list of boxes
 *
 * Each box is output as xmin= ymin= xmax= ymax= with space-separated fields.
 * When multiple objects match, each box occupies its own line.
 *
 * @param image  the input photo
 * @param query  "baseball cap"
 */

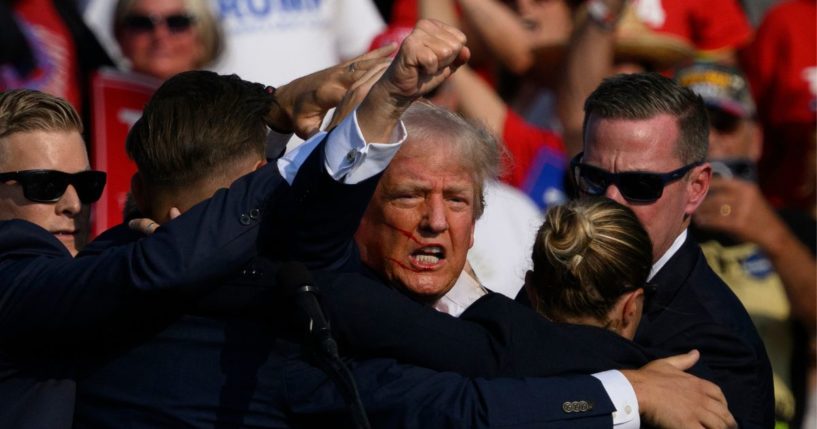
xmin=674 ymin=61 xmax=757 ymax=118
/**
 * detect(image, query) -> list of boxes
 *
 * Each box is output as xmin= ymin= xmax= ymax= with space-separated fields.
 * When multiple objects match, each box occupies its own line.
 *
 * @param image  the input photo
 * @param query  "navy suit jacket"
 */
xmin=312 ymin=270 xmax=654 ymax=377
xmin=0 ymin=137 xmax=351 ymax=429
xmin=74 ymin=257 xmax=620 ymax=429
xmin=72 ymin=155 xmax=628 ymax=427
xmin=635 ymin=235 xmax=775 ymax=428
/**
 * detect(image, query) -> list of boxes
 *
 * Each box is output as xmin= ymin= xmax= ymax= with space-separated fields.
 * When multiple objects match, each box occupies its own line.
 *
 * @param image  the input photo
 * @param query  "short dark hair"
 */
xmin=528 ymin=197 xmax=652 ymax=324
xmin=126 ymin=71 xmax=271 ymax=187
xmin=583 ymin=72 xmax=709 ymax=164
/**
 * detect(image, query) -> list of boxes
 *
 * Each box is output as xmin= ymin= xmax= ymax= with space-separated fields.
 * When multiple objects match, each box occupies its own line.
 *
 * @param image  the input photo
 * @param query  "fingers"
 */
xmin=168 ymin=207 xmax=181 ymax=220
xmin=326 ymin=62 xmax=389 ymax=131
xmin=660 ymin=349 xmax=700 ymax=371
xmin=128 ymin=218 xmax=160 ymax=235
xmin=344 ymin=56 xmax=393 ymax=88
xmin=383 ymin=18 xmax=468 ymax=99
xmin=698 ymin=390 xmax=737 ymax=429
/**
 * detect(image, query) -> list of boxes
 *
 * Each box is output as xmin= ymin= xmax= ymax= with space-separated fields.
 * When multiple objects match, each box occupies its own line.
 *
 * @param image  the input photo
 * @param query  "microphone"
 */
xmin=277 ymin=261 xmax=371 ymax=429
xmin=278 ymin=261 xmax=338 ymax=359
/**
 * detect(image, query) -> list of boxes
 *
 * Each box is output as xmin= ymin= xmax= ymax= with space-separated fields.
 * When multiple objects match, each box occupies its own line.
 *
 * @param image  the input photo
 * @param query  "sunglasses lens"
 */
xmin=73 ymin=171 xmax=107 ymax=204
xmin=165 ymin=15 xmax=193 ymax=32
xmin=618 ymin=173 xmax=663 ymax=202
xmin=576 ymin=165 xmax=609 ymax=196
xmin=123 ymin=15 xmax=155 ymax=31
xmin=22 ymin=171 xmax=69 ymax=202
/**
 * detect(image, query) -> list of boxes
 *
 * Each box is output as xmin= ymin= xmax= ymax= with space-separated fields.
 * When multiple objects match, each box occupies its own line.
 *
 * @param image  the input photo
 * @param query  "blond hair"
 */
xmin=0 ymin=89 xmax=82 ymax=141
xmin=113 ymin=0 xmax=224 ymax=67
xmin=528 ymin=197 xmax=652 ymax=324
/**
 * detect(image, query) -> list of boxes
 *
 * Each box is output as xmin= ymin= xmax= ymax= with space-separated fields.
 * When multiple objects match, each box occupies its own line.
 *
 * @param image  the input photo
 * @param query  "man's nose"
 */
xmin=56 ymin=184 xmax=83 ymax=216
xmin=421 ymin=196 xmax=449 ymax=233
xmin=604 ymin=183 xmax=627 ymax=206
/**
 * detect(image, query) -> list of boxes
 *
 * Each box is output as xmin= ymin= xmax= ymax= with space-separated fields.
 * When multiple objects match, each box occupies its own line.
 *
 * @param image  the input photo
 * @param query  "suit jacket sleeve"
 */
xmin=315 ymin=272 xmax=651 ymax=378
xmin=284 ymin=357 xmax=616 ymax=429
xmin=0 ymin=158 xmax=289 ymax=343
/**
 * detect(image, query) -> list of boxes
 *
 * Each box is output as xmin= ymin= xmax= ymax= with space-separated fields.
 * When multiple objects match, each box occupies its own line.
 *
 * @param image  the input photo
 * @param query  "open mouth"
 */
xmin=410 ymin=245 xmax=446 ymax=268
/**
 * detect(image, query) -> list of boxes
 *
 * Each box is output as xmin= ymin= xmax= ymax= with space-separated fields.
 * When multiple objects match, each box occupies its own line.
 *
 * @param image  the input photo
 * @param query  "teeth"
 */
xmin=414 ymin=254 xmax=440 ymax=264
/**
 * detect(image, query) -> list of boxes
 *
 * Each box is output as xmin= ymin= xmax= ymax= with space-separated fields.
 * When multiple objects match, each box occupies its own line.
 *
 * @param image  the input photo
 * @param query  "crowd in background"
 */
xmin=0 ymin=0 xmax=815 ymax=428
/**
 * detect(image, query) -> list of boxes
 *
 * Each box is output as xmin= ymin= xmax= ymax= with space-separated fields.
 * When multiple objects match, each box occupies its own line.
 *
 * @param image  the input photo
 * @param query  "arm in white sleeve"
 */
xmin=277 ymin=108 xmax=405 ymax=184
xmin=592 ymin=370 xmax=640 ymax=428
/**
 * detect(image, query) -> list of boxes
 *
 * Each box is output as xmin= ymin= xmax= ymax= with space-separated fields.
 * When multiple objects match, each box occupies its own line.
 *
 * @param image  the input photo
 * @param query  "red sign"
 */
xmin=90 ymin=68 xmax=160 ymax=238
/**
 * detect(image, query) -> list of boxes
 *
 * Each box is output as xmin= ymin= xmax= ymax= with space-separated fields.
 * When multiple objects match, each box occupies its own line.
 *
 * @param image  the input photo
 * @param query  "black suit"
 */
xmin=72 ymin=152 xmax=633 ymax=427
xmin=635 ymin=235 xmax=774 ymax=428
xmin=0 ymin=136 xmax=352 ymax=429
xmin=314 ymin=270 xmax=654 ymax=377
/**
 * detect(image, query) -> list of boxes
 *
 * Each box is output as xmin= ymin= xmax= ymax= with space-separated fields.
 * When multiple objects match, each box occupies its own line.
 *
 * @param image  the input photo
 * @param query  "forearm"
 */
xmin=449 ymin=66 xmax=507 ymax=137
xmin=458 ymin=0 xmax=534 ymax=74
xmin=286 ymin=357 xmax=617 ymax=429
xmin=419 ymin=0 xmax=459 ymax=26
xmin=556 ymin=1 xmax=620 ymax=157
xmin=757 ymin=221 xmax=817 ymax=327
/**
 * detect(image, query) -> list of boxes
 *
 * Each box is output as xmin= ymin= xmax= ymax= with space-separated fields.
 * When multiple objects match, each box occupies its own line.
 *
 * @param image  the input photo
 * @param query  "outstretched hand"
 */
xmin=269 ymin=43 xmax=398 ymax=138
xmin=622 ymin=350 xmax=736 ymax=429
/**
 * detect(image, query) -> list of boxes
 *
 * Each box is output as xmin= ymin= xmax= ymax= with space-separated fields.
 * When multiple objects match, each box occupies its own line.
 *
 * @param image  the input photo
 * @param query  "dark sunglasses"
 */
xmin=0 ymin=170 xmax=107 ymax=204
xmin=123 ymin=13 xmax=195 ymax=33
xmin=570 ymin=153 xmax=702 ymax=203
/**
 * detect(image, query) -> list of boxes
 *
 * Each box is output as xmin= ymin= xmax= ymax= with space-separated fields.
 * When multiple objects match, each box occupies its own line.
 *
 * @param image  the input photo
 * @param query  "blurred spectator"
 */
xmin=678 ymin=61 xmax=816 ymax=429
xmin=556 ymin=0 xmax=696 ymax=156
xmin=211 ymin=0 xmax=385 ymax=86
xmin=467 ymin=180 xmax=543 ymax=298
xmin=112 ymin=0 xmax=223 ymax=80
xmin=0 ymin=0 xmax=113 ymax=137
xmin=743 ymin=0 xmax=816 ymax=216
xmin=628 ymin=0 xmax=752 ymax=63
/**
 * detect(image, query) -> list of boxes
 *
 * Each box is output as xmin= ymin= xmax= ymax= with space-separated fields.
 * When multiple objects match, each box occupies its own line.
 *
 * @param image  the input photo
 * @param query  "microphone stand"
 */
xmin=280 ymin=262 xmax=370 ymax=429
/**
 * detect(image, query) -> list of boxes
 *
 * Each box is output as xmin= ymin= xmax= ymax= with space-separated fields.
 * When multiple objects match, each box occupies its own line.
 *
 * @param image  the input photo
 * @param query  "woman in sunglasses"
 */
xmin=525 ymin=197 xmax=653 ymax=340
xmin=113 ymin=0 xmax=222 ymax=80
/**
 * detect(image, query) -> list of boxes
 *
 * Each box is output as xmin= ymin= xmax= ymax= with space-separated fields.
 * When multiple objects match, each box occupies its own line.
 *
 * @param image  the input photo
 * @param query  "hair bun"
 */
xmin=544 ymin=205 xmax=596 ymax=274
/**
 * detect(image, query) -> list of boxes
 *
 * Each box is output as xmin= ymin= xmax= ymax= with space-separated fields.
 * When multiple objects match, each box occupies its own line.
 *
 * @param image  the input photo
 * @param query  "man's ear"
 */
xmin=685 ymin=163 xmax=711 ymax=215
xmin=130 ymin=172 xmax=149 ymax=216
xmin=619 ymin=288 xmax=645 ymax=340
xmin=253 ymin=158 xmax=268 ymax=171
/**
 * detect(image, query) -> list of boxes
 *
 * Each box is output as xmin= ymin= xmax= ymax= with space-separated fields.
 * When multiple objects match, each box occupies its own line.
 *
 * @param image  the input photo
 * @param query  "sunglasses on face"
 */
xmin=570 ymin=153 xmax=702 ymax=203
xmin=122 ymin=13 xmax=195 ymax=33
xmin=0 ymin=170 xmax=107 ymax=204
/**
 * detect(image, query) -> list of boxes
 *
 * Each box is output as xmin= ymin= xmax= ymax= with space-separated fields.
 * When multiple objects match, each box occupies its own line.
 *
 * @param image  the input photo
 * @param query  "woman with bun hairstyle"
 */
xmin=526 ymin=197 xmax=653 ymax=340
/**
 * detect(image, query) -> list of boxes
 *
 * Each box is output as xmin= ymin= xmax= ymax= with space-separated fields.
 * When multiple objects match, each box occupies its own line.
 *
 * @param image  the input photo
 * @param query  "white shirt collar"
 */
xmin=648 ymin=229 xmax=687 ymax=281
xmin=432 ymin=271 xmax=488 ymax=317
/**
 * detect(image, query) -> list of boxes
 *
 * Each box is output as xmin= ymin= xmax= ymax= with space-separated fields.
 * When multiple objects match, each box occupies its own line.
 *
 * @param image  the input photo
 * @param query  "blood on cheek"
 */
xmin=384 ymin=222 xmax=424 ymax=272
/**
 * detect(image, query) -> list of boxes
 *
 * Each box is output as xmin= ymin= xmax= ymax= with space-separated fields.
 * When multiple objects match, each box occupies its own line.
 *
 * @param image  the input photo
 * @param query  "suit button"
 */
xmin=578 ymin=401 xmax=589 ymax=412
xmin=249 ymin=208 xmax=260 ymax=219
xmin=240 ymin=213 xmax=252 ymax=225
xmin=562 ymin=402 xmax=573 ymax=413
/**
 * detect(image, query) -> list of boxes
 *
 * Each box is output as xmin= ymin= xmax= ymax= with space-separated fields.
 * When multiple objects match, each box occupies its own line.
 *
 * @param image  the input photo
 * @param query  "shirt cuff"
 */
xmin=276 ymin=108 xmax=405 ymax=184
xmin=592 ymin=370 xmax=640 ymax=428
xmin=323 ymin=109 xmax=405 ymax=184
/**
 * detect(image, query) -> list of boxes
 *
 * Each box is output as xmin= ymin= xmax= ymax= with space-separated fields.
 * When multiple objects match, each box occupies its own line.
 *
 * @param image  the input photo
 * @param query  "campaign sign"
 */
xmin=90 ymin=68 xmax=160 ymax=238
